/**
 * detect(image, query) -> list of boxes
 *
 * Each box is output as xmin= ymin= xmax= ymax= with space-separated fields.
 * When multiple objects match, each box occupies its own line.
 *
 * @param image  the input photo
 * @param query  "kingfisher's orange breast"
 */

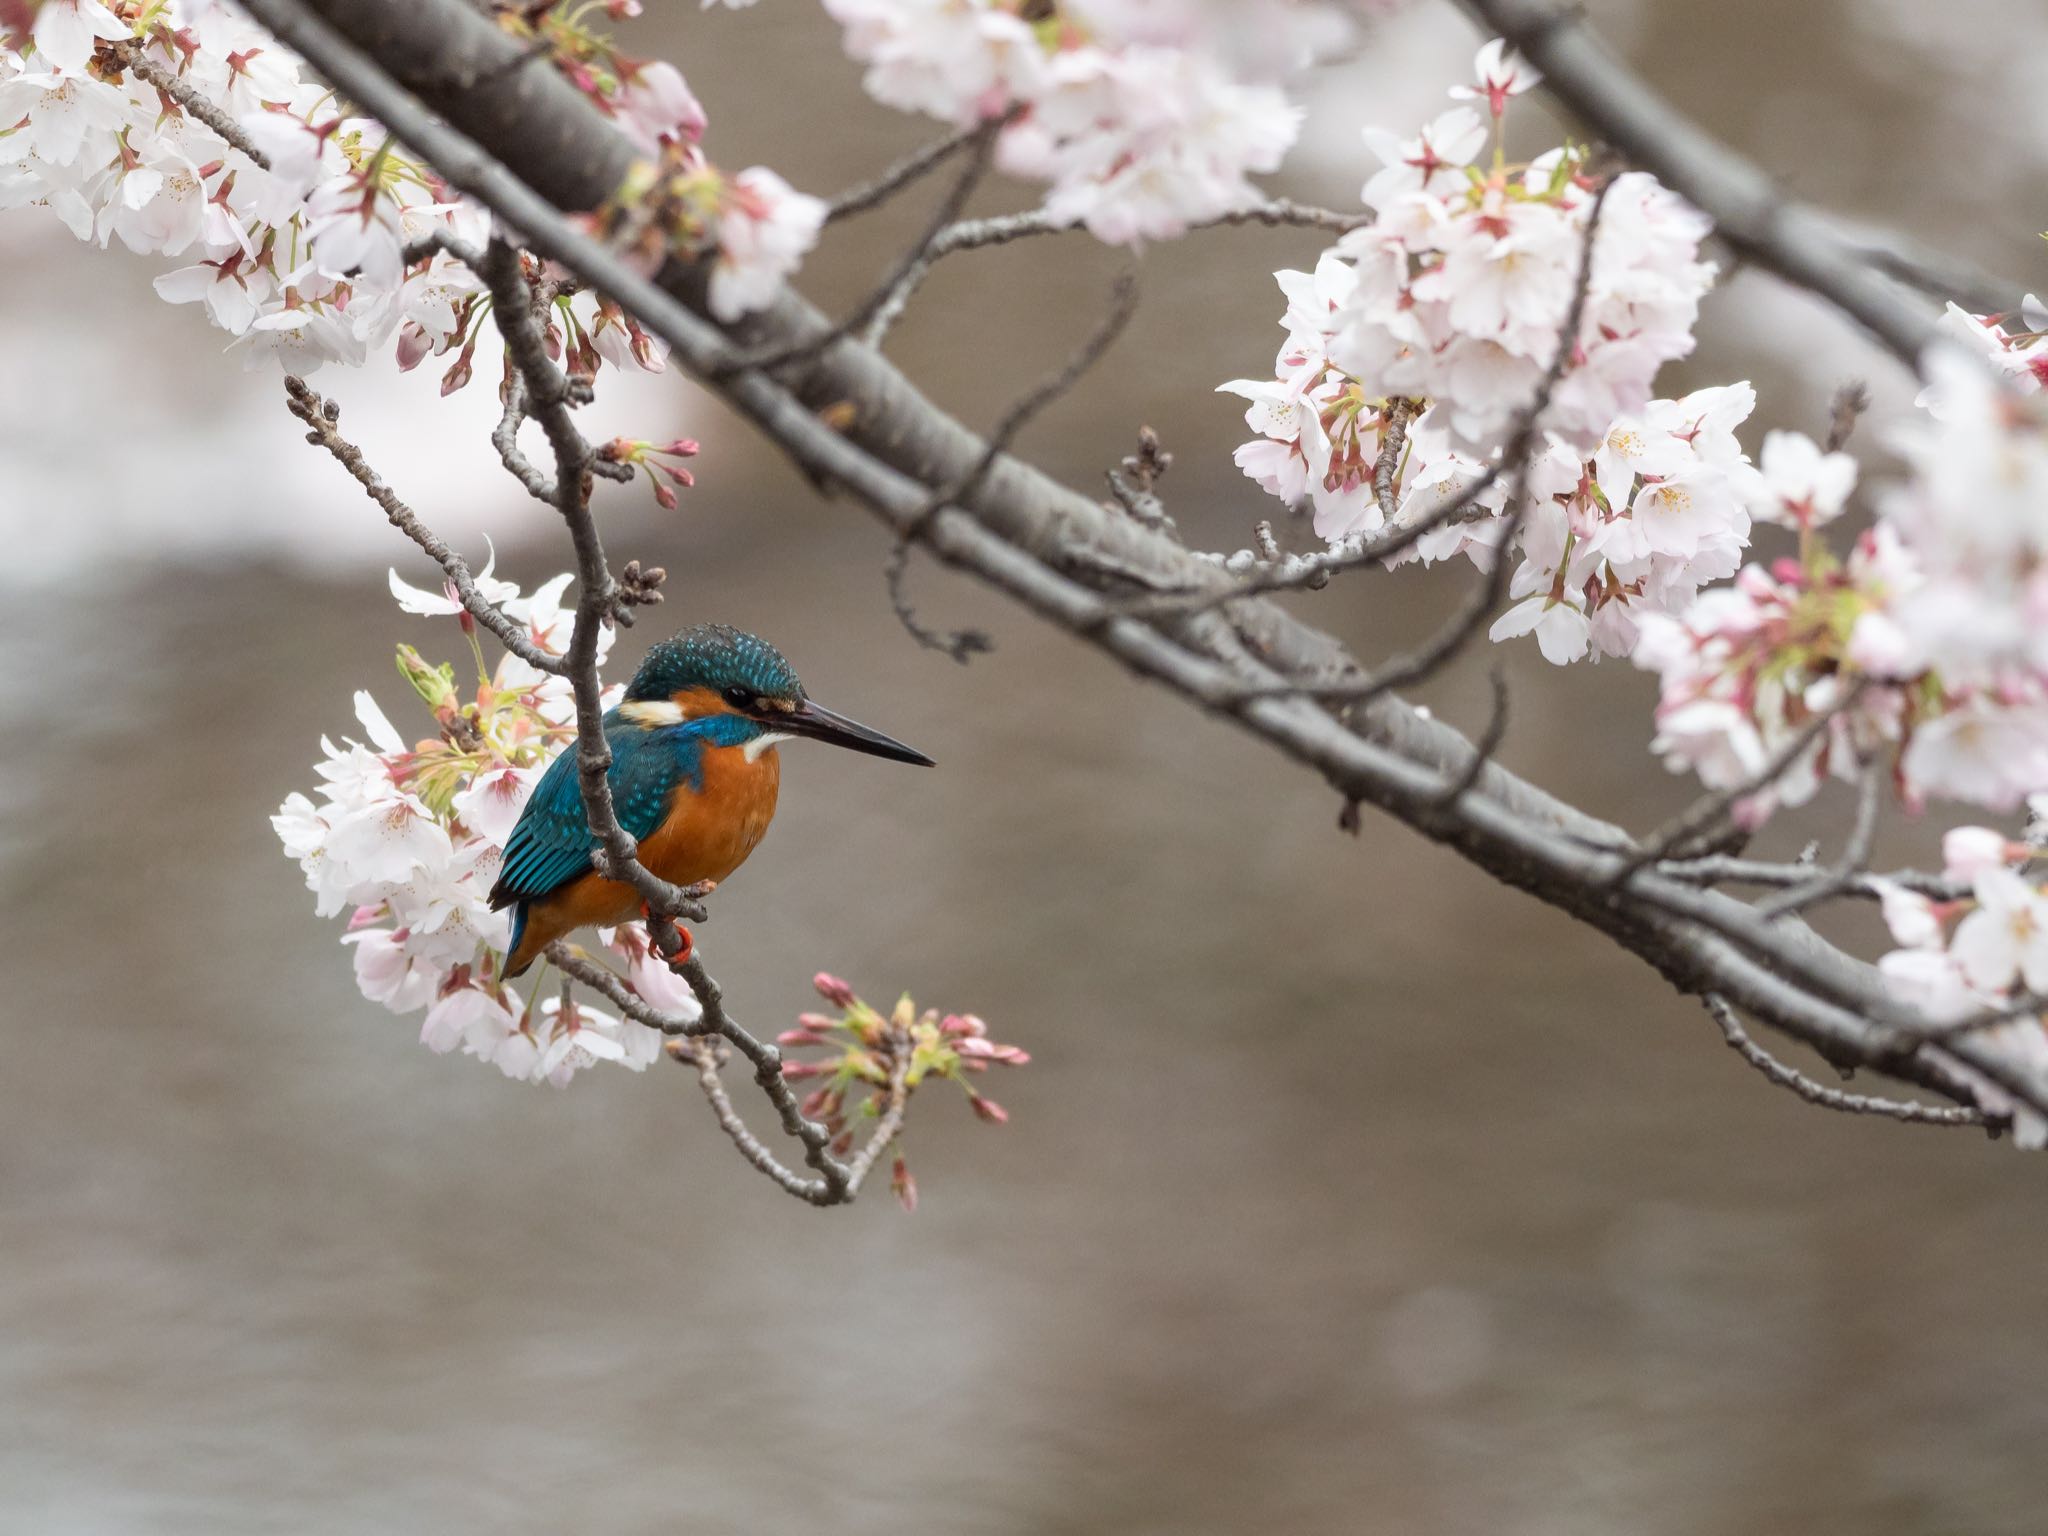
xmin=637 ymin=739 xmax=783 ymax=887
xmin=502 ymin=742 xmax=783 ymax=977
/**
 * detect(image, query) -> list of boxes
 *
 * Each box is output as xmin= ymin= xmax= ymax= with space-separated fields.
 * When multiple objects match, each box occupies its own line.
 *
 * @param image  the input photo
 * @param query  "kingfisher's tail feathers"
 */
xmin=499 ymin=903 xmax=536 ymax=981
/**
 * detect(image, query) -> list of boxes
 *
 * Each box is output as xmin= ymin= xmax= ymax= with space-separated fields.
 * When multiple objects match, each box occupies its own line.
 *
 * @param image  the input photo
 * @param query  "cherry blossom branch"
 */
xmin=279 ymin=375 xmax=565 ymax=672
xmin=1372 ymin=397 xmax=1421 ymax=522
xmin=466 ymin=238 xmax=903 ymax=1203
xmin=235 ymin=0 xmax=2048 ymax=1128
xmin=109 ymin=38 xmax=273 ymax=169
xmin=1703 ymin=996 xmax=1990 ymax=1129
xmin=469 ymin=235 xmax=713 ymax=939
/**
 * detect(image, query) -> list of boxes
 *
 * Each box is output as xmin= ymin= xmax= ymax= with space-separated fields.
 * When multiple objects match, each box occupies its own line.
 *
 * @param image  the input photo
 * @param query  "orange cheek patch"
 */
xmin=671 ymin=686 xmax=727 ymax=720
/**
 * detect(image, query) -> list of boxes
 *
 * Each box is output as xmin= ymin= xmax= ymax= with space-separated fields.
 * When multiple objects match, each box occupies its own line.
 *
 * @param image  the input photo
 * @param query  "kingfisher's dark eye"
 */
xmin=723 ymin=686 xmax=752 ymax=710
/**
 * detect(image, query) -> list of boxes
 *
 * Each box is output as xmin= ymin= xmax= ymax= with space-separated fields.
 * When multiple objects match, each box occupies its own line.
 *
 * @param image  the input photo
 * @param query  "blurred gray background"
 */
xmin=5 ymin=0 xmax=2047 ymax=1531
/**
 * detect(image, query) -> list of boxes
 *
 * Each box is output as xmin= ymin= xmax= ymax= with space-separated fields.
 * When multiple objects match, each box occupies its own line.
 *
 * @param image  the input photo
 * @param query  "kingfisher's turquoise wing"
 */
xmin=489 ymin=718 xmax=701 ymax=906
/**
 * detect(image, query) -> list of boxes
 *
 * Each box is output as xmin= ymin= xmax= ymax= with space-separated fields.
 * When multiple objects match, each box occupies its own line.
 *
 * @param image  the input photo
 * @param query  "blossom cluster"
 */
xmin=1329 ymin=53 xmax=1715 ymax=454
xmin=1221 ymin=45 xmax=1720 ymax=534
xmin=821 ymin=0 xmax=1327 ymax=242
xmin=0 ymin=0 xmax=822 ymax=377
xmin=1631 ymin=343 xmax=2048 ymax=819
xmin=1222 ymin=44 xmax=1747 ymax=663
xmin=1875 ymin=824 xmax=2048 ymax=1145
xmin=271 ymin=562 xmax=690 ymax=1086
xmin=780 ymin=972 xmax=1030 ymax=1210
xmin=1215 ymin=39 xmax=2048 ymax=826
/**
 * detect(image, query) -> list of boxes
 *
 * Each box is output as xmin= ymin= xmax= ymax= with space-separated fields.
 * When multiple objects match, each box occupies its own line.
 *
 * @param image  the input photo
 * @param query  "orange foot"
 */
xmin=638 ymin=903 xmax=695 ymax=968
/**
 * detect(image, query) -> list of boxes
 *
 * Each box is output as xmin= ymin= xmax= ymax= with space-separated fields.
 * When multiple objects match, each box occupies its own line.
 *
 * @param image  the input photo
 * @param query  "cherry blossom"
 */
xmin=29 ymin=0 xmax=125 ymax=74
xmin=1872 ymin=828 xmax=2048 ymax=1145
xmin=1747 ymin=429 xmax=1857 ymax=533
xmin=1448 ymin=38 xmax=1540 ymax=120
xmin=706 ymin=167 xmax=828 ymax=322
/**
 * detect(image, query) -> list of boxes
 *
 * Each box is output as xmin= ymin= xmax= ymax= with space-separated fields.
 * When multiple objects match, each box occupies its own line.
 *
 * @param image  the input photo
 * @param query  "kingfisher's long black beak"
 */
xmin=783 ymin=698 xmax=935 ymax=766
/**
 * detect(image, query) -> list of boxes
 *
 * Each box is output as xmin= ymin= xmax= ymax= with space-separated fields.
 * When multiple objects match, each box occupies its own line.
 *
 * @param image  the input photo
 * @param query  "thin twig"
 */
xmin=841 ymin=1025 xmax=914 ymax=1193
xmin=727 ymin=120 xmax=1001 ymax=375
xmin=1756 ymin=759 xmax=1885 ymax=918
xmin=1824 ymin=380 xmax=1871 ymax=454
xmin=861 ymin=197 xmax=1368 ymax=348
xmin=673 ymin=1037 xmax=824 ymax=1200
xmin=549 ymin=945 xmax=865 ymax=1203
xmin=887 ymin=267 xmax=1139 ymax=661
xmin=1704 ymin=996 xmax=1988 ymax=1129
xmin=281 ymin=375 xmax=563 ymax=672
xmin=1424 ymin=667 xmax=1511 ymax=818
xmin=111 ymin=39 xmax=273 ymax=169
xmin=825 ymin=122 xmax=985 ymax=222
xmin=491 ymin=370 xmax=555 ymax=502
xmin=1657 ymin=855 xmax=1963 ymax=903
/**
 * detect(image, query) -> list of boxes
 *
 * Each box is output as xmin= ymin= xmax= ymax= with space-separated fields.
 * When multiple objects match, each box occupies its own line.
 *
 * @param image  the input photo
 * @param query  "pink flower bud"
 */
xmin=776 ymin=1028 xmax=823 ymax=1046
xmin=439 ymin=340 xmax=475 ymax=396
xmin=813 ymin=972 xmax=856 ymax=1008
xmin=394 ymin=320 xmax=432 ymax=372
xmin=796 ymin=1012 xmax=835 ymax=1032
xmin=891 ymin=1155 xmax=918 ymax=1213
xmin=969 ymin=1094 xmax=1009 ymax=1124
xmin=780 ymin=1061 xmax=824 ymax=1081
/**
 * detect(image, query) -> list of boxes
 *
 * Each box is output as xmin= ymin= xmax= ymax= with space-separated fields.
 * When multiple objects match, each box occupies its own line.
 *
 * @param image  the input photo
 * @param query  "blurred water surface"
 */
xmin=5 ymin=2 xmax=2048 ymax=1532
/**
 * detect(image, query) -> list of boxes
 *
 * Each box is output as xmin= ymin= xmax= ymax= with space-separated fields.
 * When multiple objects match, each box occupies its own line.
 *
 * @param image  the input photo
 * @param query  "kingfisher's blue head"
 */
xmin=620 ymin=624 xmax=933 ymax=766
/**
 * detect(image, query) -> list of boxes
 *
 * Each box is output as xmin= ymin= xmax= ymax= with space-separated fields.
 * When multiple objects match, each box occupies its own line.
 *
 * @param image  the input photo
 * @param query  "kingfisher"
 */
xmin=491 ymin=624 xmax=932 ymax=979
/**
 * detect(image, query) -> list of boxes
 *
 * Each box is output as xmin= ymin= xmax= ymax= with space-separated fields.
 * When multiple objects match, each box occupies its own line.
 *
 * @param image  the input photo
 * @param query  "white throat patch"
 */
xmin=620 ymin=699 xmax=688 ymax=728
xmin=743 ymin=731 xmax=794 ymax=762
